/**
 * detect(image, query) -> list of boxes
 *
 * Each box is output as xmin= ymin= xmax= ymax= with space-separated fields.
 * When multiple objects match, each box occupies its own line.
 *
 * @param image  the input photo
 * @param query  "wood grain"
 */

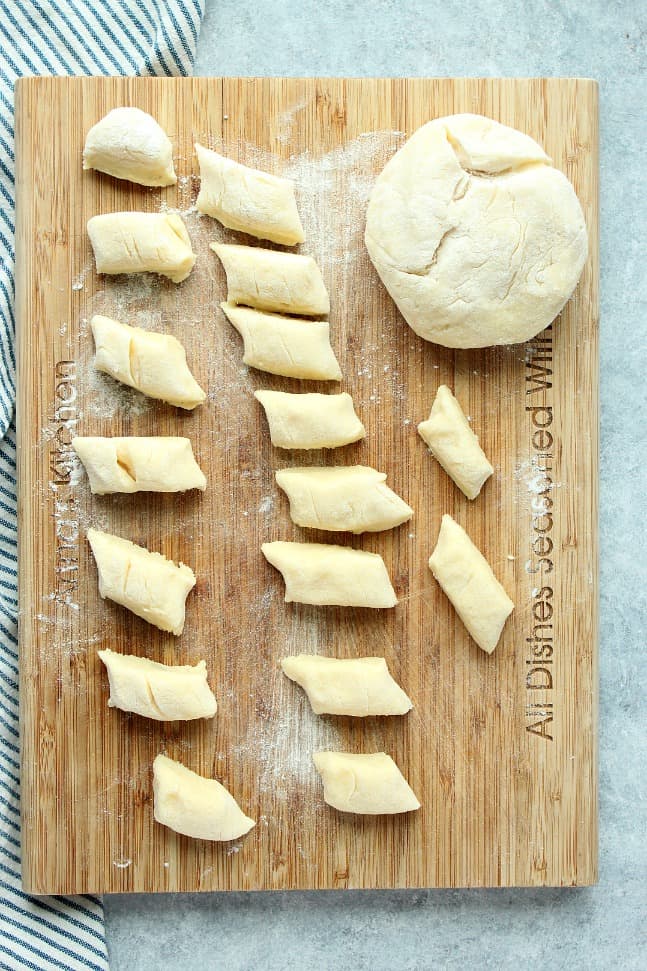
xmin=15 ymin=77 xmax=598 ymax=894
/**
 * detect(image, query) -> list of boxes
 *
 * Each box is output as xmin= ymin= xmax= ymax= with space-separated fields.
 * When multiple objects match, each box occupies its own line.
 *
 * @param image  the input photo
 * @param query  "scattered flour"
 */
xmin=275 ymin=98 xmax=310 ymax=145
xmin=257 ymin=494 xmax=274 ymax=515
xmin=46 ymin=122 xmax=540 ymax=839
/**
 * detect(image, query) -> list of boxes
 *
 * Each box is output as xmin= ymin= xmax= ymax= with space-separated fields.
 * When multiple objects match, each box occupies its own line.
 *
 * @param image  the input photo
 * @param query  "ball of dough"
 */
xmin=365 ymin=114 xmax=588 ymax=348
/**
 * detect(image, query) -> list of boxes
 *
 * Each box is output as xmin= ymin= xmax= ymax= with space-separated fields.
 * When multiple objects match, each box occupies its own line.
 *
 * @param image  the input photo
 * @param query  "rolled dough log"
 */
xmin=221 ymin=302 xmax=341 ymax=380
xmin=211 ymin=243 xmax=329 ymax=315
xmin=73 ymin=437 xmax=206 ymax=494
xmin=98 ymin=649 xmax=217 ymax=721
xmin=281 ymin=655 xmax=412 ymax=716
xmin=87 ymin=212 xmax=195 ymax=283
xmin=313 ymin=752 xmax=420 ymax=814
xmin=417 ymin=385 xmax=493 ymax=499
xmin=87 ymin=529 xmax=196 ymax=636
xmin=196 ymin=144 xmax=304 ymax=245
xmin=91 ymin=315 xmax=206 ymax=410
xmin=153 ymin=755 xmax=255 ymax=841
xmin=255 ymin=391 xmax=365 ymax=449
xmin=262 ymin=540 xmax=397 ymax=608
xmin=275 ymin=465 xmax=412 ymax=533
xmin=428 ymin=514 xmax=514 ymax=653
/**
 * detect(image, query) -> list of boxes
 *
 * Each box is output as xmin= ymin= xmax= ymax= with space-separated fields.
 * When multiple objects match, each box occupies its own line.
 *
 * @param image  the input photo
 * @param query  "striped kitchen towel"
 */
xmin=0 ymin=2 xmax=205 ymax=968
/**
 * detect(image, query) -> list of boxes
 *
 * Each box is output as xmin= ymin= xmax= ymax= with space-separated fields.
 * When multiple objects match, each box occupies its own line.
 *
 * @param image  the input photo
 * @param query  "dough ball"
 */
xmin=365 ymin=113 xmax=588 ymax=348
xmin=83 ymin=107 xmax=176 ymax=187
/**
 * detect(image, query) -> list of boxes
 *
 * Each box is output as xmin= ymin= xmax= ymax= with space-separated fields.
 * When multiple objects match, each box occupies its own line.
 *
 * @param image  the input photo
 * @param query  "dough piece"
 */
xmin=196 ymin=144 xmax=304 ymax=245
xmin=365 ymin=113 xmax=588 ymax=347
xmin=73 ymin=437 xmax=206 ymax=494
xmin=153 ymin=755 xmax=255 ymax=841
xmin=281 ymin=655 xmax=412 ymax=716
xmin=276 ymin=466 xmax=412 ymax=533
xmin=91 ymin=315 xmax=206 ymax=410
xmin=255 ymin=391 xmax=365 ymax=450
xmin=428 ymin=514 xmax=514 ymax=654
xmin=417 ymin=385 xmax=493 ymax=499
xmin=87 ymin=529 xmax=196 ymax=635
xmin=313 ymin=752 xmax=420 ymax=814
xmin=98 ymin=649 xmax=217 ymax=721
xmin=262 ymin=541 xmax=397 ymax=608
xmin=221 ymin=302 xmax=342 ymax=380
xmin=87 ymin=212 xmax=195 ymax=283
xmin=211 ymin=243 xmax=329 ymax=315
xmin=82 ymin=107 xmax=176 ymax=186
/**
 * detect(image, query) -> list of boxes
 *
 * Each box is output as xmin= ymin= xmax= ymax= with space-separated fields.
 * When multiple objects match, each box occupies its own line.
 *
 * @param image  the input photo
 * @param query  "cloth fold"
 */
xmin=0 ymin=2 xmax=204 ymax=967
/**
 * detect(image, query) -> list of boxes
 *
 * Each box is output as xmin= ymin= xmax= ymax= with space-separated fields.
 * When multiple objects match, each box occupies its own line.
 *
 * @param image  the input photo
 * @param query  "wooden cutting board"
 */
xmin=15 ymin=77 xmax=598 ymax=895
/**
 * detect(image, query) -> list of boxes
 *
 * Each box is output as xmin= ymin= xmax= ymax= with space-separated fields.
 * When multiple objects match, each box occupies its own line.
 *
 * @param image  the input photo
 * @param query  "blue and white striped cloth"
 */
xmin=0 ymin=2 xmax=204 ymax=967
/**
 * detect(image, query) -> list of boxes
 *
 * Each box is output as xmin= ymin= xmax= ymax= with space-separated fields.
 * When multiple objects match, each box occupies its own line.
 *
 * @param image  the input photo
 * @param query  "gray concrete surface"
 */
xmin=105 ymin=1 xmax=647 ymax=967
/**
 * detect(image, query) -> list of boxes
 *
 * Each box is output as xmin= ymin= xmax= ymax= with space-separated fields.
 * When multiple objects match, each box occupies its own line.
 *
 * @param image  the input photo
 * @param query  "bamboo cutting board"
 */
xmin=15 ymin=77 xmax=598 ymax=895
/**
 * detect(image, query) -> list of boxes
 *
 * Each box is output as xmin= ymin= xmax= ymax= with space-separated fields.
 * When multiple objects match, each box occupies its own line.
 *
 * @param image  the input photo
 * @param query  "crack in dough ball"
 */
xmin=365 ymin=114 xmax=588 ymax=348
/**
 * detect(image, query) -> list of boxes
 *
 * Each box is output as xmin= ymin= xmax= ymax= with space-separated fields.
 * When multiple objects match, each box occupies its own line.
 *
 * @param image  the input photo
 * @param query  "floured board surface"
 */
xmin=15 ymin=77 xmax=598 ymax=894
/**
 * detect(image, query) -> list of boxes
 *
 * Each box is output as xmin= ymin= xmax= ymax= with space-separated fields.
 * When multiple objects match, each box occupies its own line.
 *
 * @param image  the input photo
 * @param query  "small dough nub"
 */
xmin=153 ymin=754 xmax=255 ymax=841
xmin=196 ymin=144 xmax=304 ymax=245
xmin=87 ymin=529 xmax=196 ymax=635
xmin=211 ymin=243 xmax=329 ymax=315
xmin=83 ymin=107 xmax=176 ymax=186
xmin=313 ymin=752 xmax=420 ymax=814
xmin=428 ymin=514 xmax=514 ymax=654
xmin=98 ymin=649 xmax=217 ymax=721
xmin=221 ymin=302 xmax=341 ymax=380
xmin=275 ymin=466 xmax=412 ymax=533
xmin=87 ymin=212 xmax=195 ymax=283
xmin=255 ymin=391 xmax=365 ymax=449
xmin=73 ymin=437 xmax=206 ymax=494
xmin=91 ymin=315 xmax=206 ymax=410
xmin=417 ymin=385 xmax=493 ymax=499
xmin=262 ymin=541 xmax=397 ymax=608
xmin=281 ymin=655 xmax=412 ymax=716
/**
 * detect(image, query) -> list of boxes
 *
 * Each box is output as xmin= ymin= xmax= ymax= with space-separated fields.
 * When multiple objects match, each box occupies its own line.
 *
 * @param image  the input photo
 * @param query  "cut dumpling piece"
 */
xmin=281 ymin=655 xmax=412 ymax=716
xmin=262 ymin=541 xmax=397 ymax=608
xmin=313 ymin=752 xmax=420 ymax=814
xmin=221 ymin=302 xmax=341 ymax=380
xmin=276 ymin=466 xmax=412 ymax=533
xmin=153 ymin=755 xmax=255 ymax=841
xmin=87 ymin=212 xmax=195 ymax=283
xmin=418 ymin=385 xmax=493 ymax=499
xmin=196 ymin=144 xmax=304 ymax=245
xmin=83 ymin=107 xmax=176 ymax=186
xmin=212 ymin=243 xmax=329 ymax=315
xmin=428 ymin=514 xmax=514 ymax=654
xmin=255 ymin=391 xmax=365 ymax=449
xmin=87 ymin=529 xmax=196 ymax=636
xmin=73 ymin=437 xmax=206 ymax=494
xmin=91 ymin=315 xmax=205 ymax=410
xmin=98 ymin=649 xmax=217 ymax=721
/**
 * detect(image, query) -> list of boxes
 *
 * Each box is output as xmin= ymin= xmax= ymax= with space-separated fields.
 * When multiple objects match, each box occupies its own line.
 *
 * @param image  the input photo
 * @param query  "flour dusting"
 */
xmin=275 ymin=98 xmax=310 ymax=145
xmin=234 ymin=669 xmax=340 ymax=795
